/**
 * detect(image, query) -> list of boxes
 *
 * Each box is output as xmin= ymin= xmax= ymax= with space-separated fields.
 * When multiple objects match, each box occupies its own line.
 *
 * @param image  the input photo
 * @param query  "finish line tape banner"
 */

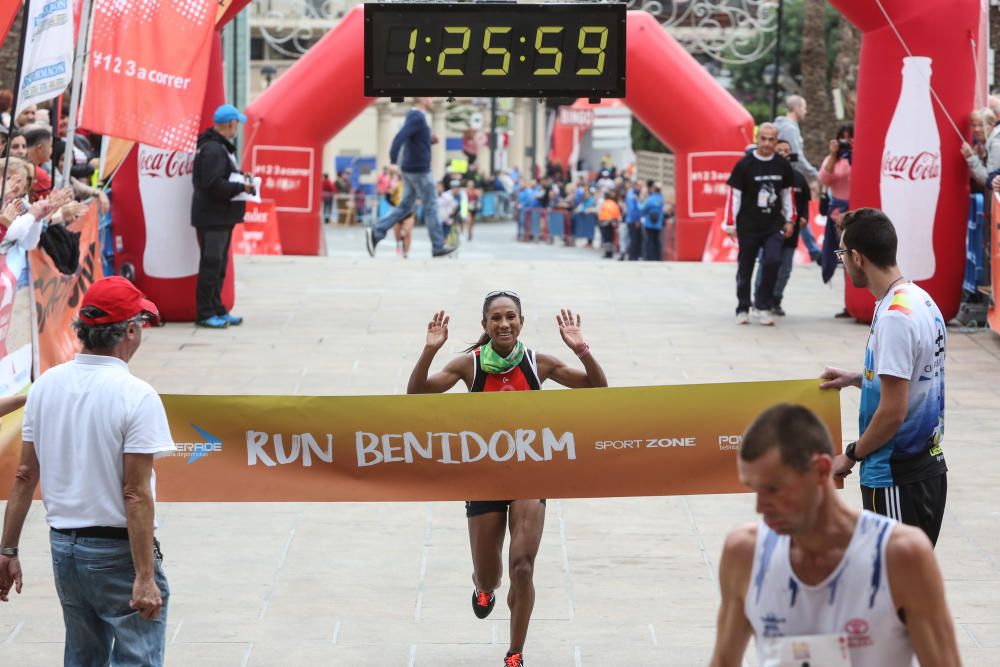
xmin=0 ymin=380 xmax=840 ymax=502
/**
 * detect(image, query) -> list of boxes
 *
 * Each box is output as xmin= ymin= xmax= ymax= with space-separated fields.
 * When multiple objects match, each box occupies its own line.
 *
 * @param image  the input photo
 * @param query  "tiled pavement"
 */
xmin=2 ymin=221 xmax=998 ymax=666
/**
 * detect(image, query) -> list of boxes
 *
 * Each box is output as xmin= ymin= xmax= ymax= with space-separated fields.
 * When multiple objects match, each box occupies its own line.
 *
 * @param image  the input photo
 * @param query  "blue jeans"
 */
xmin=800 ymin=223 xmax=821 ymax=259
xmin=50 ymin=531 xmax=169 ymax=667
xmin=755 ymin=245 xmax=796 ymax=306
xmin=372 ymin=170 xmax=445 ymax=252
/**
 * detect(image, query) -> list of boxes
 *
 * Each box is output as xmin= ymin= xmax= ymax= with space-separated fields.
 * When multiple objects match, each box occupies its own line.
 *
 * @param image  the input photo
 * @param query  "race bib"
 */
xmin=757 ymin=188 xmax=771 ymax=209
xmin=761 ymin=633 xmax=851 ymax=666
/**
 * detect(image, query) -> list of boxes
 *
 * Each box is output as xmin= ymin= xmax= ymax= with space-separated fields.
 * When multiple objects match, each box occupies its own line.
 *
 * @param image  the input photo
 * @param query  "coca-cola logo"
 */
xmin=881 ymin=151 xmax=940 ymax=181
xmin=138 ymin=149 xmax=195 ymax=179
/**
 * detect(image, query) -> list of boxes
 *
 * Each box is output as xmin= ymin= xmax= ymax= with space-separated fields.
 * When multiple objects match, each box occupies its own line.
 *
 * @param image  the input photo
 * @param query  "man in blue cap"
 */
xmin=190 ymin=104 xmax=254 ymax=328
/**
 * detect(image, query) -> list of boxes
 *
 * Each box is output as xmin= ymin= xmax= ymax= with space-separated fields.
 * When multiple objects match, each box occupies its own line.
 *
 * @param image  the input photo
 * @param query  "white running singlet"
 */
xmin=744 ymin=511 xmax=916 ymax=667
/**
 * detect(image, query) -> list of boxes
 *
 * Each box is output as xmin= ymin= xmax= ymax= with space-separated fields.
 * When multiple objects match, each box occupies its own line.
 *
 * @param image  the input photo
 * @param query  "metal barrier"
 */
xmin=965 ymin=193 xmax=986 ymax=293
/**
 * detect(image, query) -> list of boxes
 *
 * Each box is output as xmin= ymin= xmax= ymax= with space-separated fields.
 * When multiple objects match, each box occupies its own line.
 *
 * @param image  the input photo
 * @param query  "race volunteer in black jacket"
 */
xmin=191 ymin=104 xmax=253 ymax=328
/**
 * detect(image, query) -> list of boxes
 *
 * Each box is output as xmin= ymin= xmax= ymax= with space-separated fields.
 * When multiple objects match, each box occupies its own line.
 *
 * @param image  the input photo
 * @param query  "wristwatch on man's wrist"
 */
xmin=844 ymin=441 xmax=863 ymax=463
xmin=0 ymin=546 xmax=17 ymax=557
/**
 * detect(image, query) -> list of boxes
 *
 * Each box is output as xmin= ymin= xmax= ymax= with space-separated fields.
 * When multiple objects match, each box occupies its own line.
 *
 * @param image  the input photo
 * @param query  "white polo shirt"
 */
xmin=22 ymin=354 xmax=176 ymax=529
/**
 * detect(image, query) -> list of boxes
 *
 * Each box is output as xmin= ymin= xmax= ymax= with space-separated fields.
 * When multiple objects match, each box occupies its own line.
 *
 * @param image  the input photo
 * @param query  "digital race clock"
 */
xmin=364 ymin=3 xmax=626 ymax=98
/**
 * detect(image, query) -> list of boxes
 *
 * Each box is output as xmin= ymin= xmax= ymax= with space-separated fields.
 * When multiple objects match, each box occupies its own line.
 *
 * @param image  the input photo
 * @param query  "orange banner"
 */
xmin=79 ymin=0 xmax=216 ymax=152
xmin=0 ymin=379 xmax=840 ymax=502
xmin=233 ymin=200 xmax=283 ymax=255
xmin=29 ymin=206 xmax=104 ymax=374
xmin=991 ymin=194 xmax=1000 ymax=333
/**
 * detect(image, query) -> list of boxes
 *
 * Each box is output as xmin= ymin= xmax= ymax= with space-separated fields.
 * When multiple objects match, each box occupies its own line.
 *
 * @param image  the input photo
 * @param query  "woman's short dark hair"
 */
xmin=838 ymin=207 xmax=898 ymax=269
xmin=73 ymin=306 xmax=133 ymax=350
xmin=837 ymin=123 xmax=854 ymax=140
xmin=739 ymin=404 xmax=835 ymax=473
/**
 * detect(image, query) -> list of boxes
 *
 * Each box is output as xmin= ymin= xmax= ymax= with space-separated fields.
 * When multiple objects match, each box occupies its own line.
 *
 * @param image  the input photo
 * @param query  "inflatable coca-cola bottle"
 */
xmin=137 ymin=145 xmax=201 ymax=279
xmin=879 ymin=56 xmax=941 ymax=281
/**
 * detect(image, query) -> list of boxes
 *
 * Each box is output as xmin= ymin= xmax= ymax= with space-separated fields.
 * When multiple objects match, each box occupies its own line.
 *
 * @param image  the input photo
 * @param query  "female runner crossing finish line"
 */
xmin=406 ymin=291 xmax=608 ymax=667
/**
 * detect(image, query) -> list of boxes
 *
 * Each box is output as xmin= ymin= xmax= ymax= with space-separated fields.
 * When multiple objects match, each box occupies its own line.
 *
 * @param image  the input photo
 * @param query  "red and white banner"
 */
xmin=687 ymin=152 xmax=745 ymax=219
xmin=703 ymin=201 xmax=825 ymax=265
xmin=558 ymin=107 xmax=594 ymax=129
xmin=250 ymin=146 xmax=315 ymax=213
xmin=79 ymin=0 xmax=216 ymax=152
xmin=233 ymin=200 xmax=283 ymax=255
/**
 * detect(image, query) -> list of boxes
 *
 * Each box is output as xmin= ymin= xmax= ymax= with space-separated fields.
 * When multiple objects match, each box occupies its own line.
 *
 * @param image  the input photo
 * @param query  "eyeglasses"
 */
xmin=485 ymin=290 xmax=520 ymax=301
xmin=834 ymin=249 xmax=846 ymax=264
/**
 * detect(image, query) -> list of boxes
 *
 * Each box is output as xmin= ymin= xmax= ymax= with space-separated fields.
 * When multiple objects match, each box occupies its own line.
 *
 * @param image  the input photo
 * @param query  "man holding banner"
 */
xmin=0 ymin=277 xmax=175 ymax=666
xmin=820 ymin=208 xmax=949 ymax=547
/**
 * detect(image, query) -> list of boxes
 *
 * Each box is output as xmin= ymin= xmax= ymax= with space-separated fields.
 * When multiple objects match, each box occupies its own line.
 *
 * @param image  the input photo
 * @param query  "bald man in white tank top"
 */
xmin=709 ymin=404 xmax=961 ymax=667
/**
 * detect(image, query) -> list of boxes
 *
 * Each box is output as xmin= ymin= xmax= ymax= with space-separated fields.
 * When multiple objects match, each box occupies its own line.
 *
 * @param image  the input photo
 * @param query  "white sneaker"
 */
xmin=758 ymin=310 xmax=775 ymax=326
xmin=736 ymin=311 xmax=750 ymax=325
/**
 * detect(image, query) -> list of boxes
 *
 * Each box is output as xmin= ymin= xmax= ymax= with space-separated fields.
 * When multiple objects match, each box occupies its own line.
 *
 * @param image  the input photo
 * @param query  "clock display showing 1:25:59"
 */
xmin=364 ymin=3 xmax=626 ymax=98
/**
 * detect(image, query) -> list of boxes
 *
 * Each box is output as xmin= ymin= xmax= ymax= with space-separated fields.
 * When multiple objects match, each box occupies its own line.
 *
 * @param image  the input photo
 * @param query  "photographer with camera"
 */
xmin=819 ymin=124 xmax=855 ymax=307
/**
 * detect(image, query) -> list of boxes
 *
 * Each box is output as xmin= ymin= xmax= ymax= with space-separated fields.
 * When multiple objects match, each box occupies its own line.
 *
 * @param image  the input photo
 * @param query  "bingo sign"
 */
xmin=558 ymin=107 xmax=595 ymax=129
xmin=687 ymin=152 xmax=743 ymax=218
xmin=250 ymin=146 xmax=315 ymax=213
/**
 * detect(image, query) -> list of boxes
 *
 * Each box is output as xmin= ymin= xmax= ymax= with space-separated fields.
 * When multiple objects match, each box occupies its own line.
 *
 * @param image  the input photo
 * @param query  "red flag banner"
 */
xmin=79 ymin=0 xmax=216 ymax=152
xmin=0 ymin=3 xmax=18 ymax=47
xmin=29 ymin=205 xmax=105 ymax=373
xmin=233 ymin=200 xmax=283 ymax=255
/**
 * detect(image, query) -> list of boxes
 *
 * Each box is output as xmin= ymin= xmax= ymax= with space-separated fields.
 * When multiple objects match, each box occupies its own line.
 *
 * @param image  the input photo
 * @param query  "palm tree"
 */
xmin=799 ymin=0 xmax=837 ymax=166
xmin=0 ymin=8 xmax=22 ymax=92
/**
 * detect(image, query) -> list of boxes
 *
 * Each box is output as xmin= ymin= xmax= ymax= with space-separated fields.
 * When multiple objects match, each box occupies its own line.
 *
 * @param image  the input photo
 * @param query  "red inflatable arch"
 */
xmin=243 ymin=8 xmax=754 ymax=258
xmin=210 ymin=1 xmax=979 ymax=321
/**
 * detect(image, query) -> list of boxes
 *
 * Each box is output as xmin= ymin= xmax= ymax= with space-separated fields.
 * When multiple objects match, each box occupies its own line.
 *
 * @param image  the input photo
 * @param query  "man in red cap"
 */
xmin=0 ymin=276 xmax=176 ymax=666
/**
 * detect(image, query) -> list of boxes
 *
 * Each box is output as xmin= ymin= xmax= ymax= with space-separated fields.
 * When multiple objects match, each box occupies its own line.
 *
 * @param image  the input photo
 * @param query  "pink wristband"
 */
xmin=576 ymin=343 xmax=590 ymax=359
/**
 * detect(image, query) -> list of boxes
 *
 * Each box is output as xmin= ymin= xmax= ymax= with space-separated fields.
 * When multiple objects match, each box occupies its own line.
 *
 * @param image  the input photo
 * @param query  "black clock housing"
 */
xmin=364 ymin=2 xmax=627 ymax=98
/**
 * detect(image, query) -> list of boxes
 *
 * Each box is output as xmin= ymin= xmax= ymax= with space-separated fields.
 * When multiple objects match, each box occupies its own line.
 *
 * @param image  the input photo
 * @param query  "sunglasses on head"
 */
xmin=835 ymin=249 xmax=846 ymax=264
xmin=485 ymin=290 xmax=520 ymax=301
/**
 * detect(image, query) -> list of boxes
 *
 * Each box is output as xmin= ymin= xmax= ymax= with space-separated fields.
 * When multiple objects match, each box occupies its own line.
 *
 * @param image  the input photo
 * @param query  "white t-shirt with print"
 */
xmin=22 ymin=354 xmax=176 ymax=529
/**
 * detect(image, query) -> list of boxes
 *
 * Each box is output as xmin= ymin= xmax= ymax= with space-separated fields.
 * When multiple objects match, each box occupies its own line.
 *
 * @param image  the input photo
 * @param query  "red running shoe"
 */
xmin=504 ymin=652 xmax=523 ymax=666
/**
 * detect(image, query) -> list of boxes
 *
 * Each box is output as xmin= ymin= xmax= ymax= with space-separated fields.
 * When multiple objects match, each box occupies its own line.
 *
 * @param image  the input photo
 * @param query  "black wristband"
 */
xmin=0 ymin=546 xmax=17 ymax=557
xmin=845 ymin=441 xmax=863 ymax=462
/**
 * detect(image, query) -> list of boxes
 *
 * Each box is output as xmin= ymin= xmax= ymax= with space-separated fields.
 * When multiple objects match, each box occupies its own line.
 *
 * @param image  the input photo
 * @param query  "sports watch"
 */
xmin=844 ymin=441 xmax=863 ymax=463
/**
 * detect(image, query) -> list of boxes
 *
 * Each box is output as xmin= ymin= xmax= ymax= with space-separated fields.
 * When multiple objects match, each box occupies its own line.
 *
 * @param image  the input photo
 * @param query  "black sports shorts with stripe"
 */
xmin=861 ymin=473 xmax=947 ymax=546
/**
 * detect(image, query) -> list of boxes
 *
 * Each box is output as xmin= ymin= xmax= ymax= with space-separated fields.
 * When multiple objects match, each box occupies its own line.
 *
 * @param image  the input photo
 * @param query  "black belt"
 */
xmin=52 ymin=526 xmax=129 ymax=540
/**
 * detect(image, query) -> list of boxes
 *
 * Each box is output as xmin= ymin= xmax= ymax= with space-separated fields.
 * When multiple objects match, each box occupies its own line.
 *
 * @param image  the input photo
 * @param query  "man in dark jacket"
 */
xmin=365 ymin=98 xmax=454 ymax=258
xmin=191 ymin=104 xmax=254 ymax=328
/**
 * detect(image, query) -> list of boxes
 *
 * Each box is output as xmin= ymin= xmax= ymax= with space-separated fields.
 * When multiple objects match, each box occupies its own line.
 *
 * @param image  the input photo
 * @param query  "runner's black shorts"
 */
xmin=862 ymin=473 xmax=947 ymax=546
xmin=465 ymin=499 xmax=546 ymax=518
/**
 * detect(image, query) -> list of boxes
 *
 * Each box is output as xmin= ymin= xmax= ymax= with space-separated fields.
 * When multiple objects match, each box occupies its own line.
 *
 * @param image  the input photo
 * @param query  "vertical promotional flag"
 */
xmin=79 ymin=0 xmax=216 ymax=152
xmin=16 ymin=0 xmax=74 ymax=114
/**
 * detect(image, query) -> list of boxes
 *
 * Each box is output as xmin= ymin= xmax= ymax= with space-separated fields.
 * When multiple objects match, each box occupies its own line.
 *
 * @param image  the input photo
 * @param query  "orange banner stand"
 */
xmin=990 ymin=195 xmax=1000 ymax=333
xmin=233 ymin=200 xmax=283 ymax=256
xmin=0 ymin=379 xmax=840 ymax=502
xmin=29 ymin=206 xmax=105 ymax=374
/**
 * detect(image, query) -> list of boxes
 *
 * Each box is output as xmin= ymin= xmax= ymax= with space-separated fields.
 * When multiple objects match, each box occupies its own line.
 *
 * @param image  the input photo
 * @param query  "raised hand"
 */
xmin=3 ymin=174 xmax=25 ymax=202
xmin=556 ymin=308 xmax=586 ymax=355
xmin=425 ymin=310 xmax=449 ymax=351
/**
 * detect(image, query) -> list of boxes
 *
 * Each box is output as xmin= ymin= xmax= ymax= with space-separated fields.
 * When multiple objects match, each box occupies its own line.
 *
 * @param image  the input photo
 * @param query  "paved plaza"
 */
xmin=2 ymin=221 xmax=999 ymax=666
